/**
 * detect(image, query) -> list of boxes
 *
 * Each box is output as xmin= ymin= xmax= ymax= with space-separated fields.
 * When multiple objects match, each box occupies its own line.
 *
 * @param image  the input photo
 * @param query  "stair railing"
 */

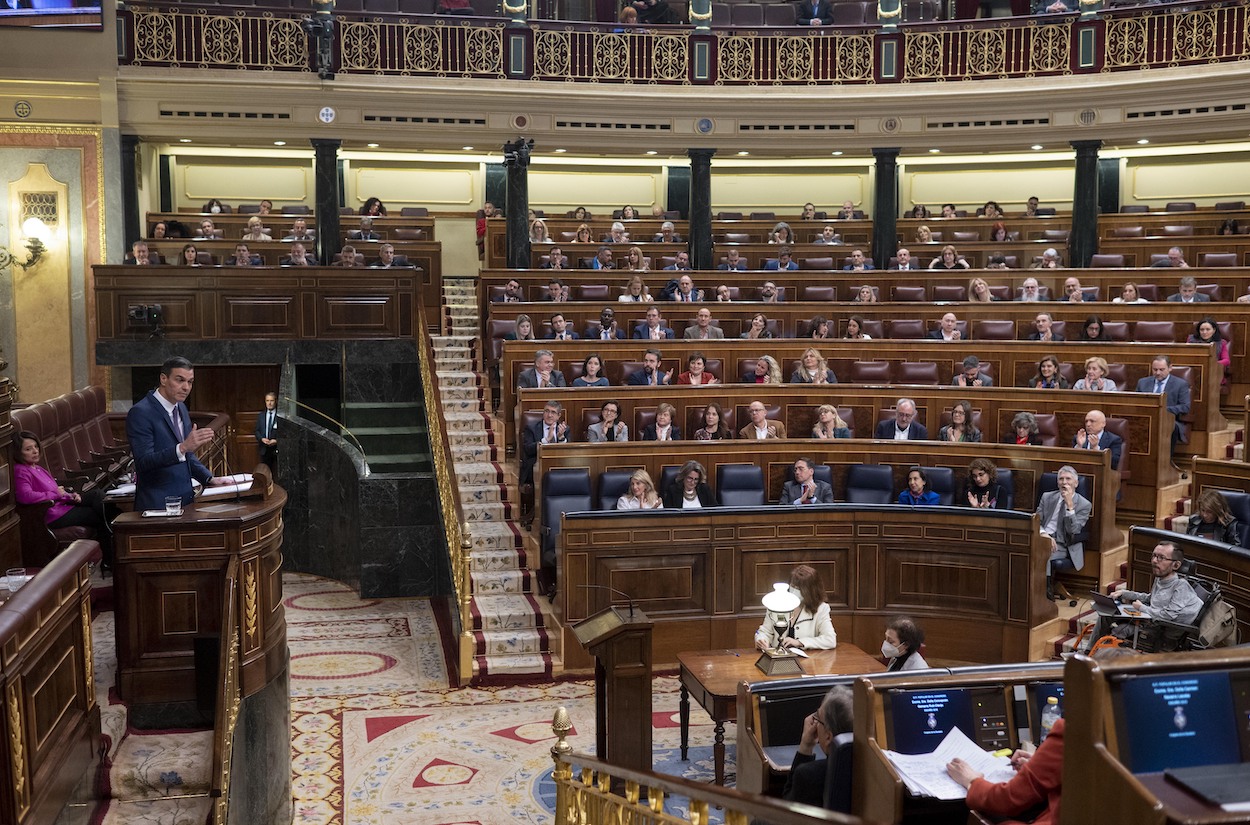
xmin=210 ymin=556 xmax=241 ymax=825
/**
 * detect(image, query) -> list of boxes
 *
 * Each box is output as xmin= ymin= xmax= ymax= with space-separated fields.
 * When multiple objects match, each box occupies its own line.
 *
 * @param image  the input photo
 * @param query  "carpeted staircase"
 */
xmin=432 ymin=277 xmax=554 ymax=682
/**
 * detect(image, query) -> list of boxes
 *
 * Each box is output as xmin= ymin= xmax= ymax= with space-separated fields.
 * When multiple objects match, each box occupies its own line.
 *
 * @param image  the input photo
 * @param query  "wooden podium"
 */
xmin=573 ymin=604 xmax=654 ymax=773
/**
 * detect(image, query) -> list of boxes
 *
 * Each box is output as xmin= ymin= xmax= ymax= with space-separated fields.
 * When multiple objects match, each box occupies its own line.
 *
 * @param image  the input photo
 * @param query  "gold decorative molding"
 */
xmin=244 ymin=563 xmax=259 ymax=648
xmin=81 ymin=599 xmax=96 ymax=711
xmin=7 ymin=682 xmax=28 ymax=818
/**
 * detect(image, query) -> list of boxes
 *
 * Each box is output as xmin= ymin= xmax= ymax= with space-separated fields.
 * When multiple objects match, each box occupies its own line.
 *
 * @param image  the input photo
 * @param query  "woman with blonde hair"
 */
xmin=914 ymin=225 xmax=933 ymax=244
xmin=744 ymin=355 xmax=782 ymax=385
xmin=967 ymin=277 xmax=996 ymax=303
xmin=1072 ymin=356 xmax=1117 ymax=392
xmin=619 ymin=274 xmax=653 ymax=302
xmin=616 ymin=469 xmax=662 ymax=510
xmin=529 ymin=218 xmax=551 ymax=243
xmin=241 ymin=215 xmax=272 ymax=242
xmin=504 ymin=313 xmax=537 ymax=342
xmin=811 ymin=404 xmax=850 ymax=439
xmin=791 ymin=348 xmax=837 ymax=384
xmin=1186 ymin=489 xmax=1241 ymax=544
xmin=622 ymin=245 xmax=649 ymax=271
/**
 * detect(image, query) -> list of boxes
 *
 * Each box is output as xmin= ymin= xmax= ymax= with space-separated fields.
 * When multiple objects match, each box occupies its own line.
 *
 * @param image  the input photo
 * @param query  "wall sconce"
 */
xmin=0 ymin=218 xmax=50 ymax=271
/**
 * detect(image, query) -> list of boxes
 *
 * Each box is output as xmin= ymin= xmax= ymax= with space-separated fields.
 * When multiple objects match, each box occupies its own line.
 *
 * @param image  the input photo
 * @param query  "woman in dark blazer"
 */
xmin=662 ymin=460 xmax=716 ymax=509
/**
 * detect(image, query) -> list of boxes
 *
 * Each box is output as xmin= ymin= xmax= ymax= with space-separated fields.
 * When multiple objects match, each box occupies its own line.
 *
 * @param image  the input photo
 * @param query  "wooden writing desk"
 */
xmin=678 ymin=645 xmax=885 ymax=786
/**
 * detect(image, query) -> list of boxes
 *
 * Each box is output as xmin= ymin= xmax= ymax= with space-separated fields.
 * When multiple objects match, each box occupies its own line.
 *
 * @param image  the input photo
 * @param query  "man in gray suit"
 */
xmin=1035 ymin=465 xmax=1092 ymax=600
xmin=1135 ymin=356 xmax=1191 ymax=445
xmin=683 ymin=307 xmax=725 ymax=340
xmin=517 ymin=349 xmax=567 ymax=390
xmin=779 ymin=457 xmax=834 ymax=505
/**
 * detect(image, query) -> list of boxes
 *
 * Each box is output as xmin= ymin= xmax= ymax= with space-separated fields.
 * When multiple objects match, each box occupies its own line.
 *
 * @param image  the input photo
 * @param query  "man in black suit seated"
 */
xmin=652 ymin=221 xmax=683 ymax=243
xmin=1135 ymin=356 xmax=1191 ymax=445
xmin=633 ymin=305 xmax=674 ymax=340
xmin=540 ymin=278 xmax=568 ymax=301
xmin=1027 ymin=311 xmax=1064 ymax=342
xmin=348 ymin=216 xmax=380 ymax=241
xmin=517 ymin=349 xmax=567 ymax=389
xmin=585 ymin=306 xmax=626 ymax=340
xmin=779 ymin=457 xmax=834 ymax=504
xmin=283 ymin=217 xmax=316 ymax=242
xmin=795 ymin=0 xmax=834 ymax=24
xmin=874 ymin=398 xmax=929 ymax=440
xmin=891 ymin=247 xmax=921 ymax=270
xmin=784 ymin=685 xmax=854 ymax=809
xmin=520 ymin=399 xmax=569 ymax=534
xmin=544 ymin=313 xmax=580 ymax=341
xmin=718 ymin=248 xmax=748 ymax=271
xmin=664 ymin=251 xmax=692 ymax=271
xmin=540 ymin=248 xmax=569 ymax=271
xmin=227 ymin=242 xmax=259 ymax=267
xmin=280 ymin=242 xmax=312 ymax=266
xmin=1074 ymin=409 xmax=1122 ymax=469
xmin=1166 ymin=274 xmax=1210 ymax=301
xmin=926 ymin=312 xmax=962 ymax=341
xmin=952 ymin=355 xmax=993 ymax=387
xmin=626 ymin=348 xmax=673 ymax=386
xmin=493 ymin=278 xmax=525 ymax=303
xmin=369 ymin=243 xmax=412 ymax=268
xmin=124 ymin=240 xmax=159 ymax=265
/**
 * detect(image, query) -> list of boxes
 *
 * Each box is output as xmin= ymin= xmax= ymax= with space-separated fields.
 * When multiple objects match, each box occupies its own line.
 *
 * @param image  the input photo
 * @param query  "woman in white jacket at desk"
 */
xmin=754 ymin=565 xmax=838 ymax=651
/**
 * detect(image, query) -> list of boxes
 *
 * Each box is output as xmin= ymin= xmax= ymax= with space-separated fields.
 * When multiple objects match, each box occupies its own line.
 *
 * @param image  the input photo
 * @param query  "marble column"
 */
xmin=121 ymin=134 xmax=141 ymax=248
xmin=1070 ymin=140 xmax=1102 ymax=268
xmin=311 ymin=139 xmax=341 ymax=266
xmin=687 ymin=148 xmax=715 ymax=270
xmin=871 ymin=147 xmax=900 ymax=269
xmin=503 ymin=138 xmax=532 ymax=269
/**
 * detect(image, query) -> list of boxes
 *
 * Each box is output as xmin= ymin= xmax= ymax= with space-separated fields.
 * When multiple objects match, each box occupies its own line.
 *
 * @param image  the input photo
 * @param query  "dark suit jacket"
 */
xmin=1074 ymin=429 xmax=1123 ymax=470
xmin=764 ymin=261 xmax=800 ymax=271
xmin=632 ymin=324 xmax=675 ymax=340
xmin=370 ymin=256 xmax=414 ymax=268
xmin=640 ymin=423 xmax=682 ymax=441
xmin=517 ymin=368 xmax=568 ymax=389
xmin=521 ymin=419 xmax=567 ymax=485
xmin=255 ymin=408 xmax=279 ymax=464
xmin=1027 ymin=332 xmax=1066 ymax=342
xmin=626 ymin=369 xmax=671 ymax=386
xmin=348 ymin=230 xmax=381 ymax=241
xmin=584 ymin=326 xmax=626 ymax=340
xmin=1135 ymin=375 xmax=1191 ymax=442
xmin=925 ymin=330 xmax=960 ymax=341
xmin=279 ymin=256 xmax=311 ymax=266
xmin=780 ymin=479 xmax=834 ymax=505
xmin=717 ymin=262 xmax=749 ymax=271
xmin=226 ymin=255 xmax=263 ymax=266
xmin=123 ymin=253 xmax=163 ymax=265
xmin=874 ymin=420 xmax=929 ymax=440
xmin=126 ymin=391 xmax=213 ymax=512
xmin=1166 ymin=292 xmax=1210 ymax=302
xmin=661 ymin=482 xmax=715 ymax=509
xmin=783 ymin=751 xmax=827 ymax=808
xmin=842 ymin=264 xmax=875 ymax=271
xmin=543 ymin=331 xmax=581 ymax=340
xmin=795 ymin=0 xmax=834 ymax=23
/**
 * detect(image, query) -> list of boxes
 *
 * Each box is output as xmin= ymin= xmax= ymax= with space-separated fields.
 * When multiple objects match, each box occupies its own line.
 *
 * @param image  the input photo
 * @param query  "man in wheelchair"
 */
xmin=1100 ymin=541 xmax=1204 ymax=650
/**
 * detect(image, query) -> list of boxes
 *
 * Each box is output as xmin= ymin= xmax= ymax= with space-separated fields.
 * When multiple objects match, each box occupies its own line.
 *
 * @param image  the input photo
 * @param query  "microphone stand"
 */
xmin=577 ymin=583 xmax=638 ymax=619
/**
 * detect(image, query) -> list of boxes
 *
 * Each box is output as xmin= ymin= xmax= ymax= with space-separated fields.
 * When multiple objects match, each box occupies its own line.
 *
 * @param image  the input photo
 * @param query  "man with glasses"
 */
xmin=873 ymin=398 xmax=928 ymax=440
xmin=1017 ymin=277 xmax=1043 ymax=302
xmin=1035 ymin=465 xmax=1092 ymax=601
xmin=783 ymin=686 xmax=854 ymax=808
xmin=780 ymin=457 xmax=833 ymax=505
xmin=1097 ymin=541 xmax=1202 ymax=642
xmin=739 ymin=402 xmax=787 ymax=439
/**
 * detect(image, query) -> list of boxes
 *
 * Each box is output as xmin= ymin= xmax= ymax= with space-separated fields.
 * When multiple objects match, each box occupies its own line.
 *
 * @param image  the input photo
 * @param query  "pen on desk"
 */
xmin=726 ymin=650 xmax=739 ymax=657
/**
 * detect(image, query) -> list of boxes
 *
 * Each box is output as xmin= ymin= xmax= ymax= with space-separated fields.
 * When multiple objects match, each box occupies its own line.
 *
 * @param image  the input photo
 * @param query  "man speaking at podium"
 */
xmin=126 ymin=356 xmax=229 ymax=511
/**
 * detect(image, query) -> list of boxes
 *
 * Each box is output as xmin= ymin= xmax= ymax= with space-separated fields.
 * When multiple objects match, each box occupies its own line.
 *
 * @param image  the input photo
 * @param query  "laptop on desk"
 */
xmin=1089 ymin=591 xmax=1145 ymax=618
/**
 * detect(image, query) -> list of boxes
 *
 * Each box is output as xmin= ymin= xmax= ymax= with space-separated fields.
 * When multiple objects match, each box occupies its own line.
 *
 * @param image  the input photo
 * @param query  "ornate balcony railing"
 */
xmin=119 ymin=1 xmax=1250 ymax=83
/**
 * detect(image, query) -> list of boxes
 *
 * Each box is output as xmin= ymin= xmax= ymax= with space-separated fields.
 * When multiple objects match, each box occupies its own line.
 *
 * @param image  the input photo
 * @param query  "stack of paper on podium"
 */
xmin=199 ymin=473 xmax=255 ymax=499
xmin=883 ymin=728 xmax=1016 ymax=800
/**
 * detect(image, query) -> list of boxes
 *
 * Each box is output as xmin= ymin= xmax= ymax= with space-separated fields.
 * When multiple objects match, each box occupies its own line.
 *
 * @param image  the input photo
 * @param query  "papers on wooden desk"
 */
xmin=199 ymin=473 xmax=254 ymax=499
xmin=105 ymin=482 xmax=136 ymax=498
xmin=884 ymin=727 xmax=1015 ymax=800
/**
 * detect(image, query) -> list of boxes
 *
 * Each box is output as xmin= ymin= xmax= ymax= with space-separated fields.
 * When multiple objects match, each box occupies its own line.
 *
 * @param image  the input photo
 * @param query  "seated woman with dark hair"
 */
xmin=963 ymin=457 xmax=1001 ymax=509
xmin=1188 ymin=317 xmax=1231 ymax=384
xmin=586 ymin=400 xmax=629 ymax=442
xmin=898 ymin=467 xmax=939 ymax=506
xmin=676 ymin=352 xmax=718 ymax=386
xmin=844 ymin=315 xmax=872 ymax=339
xmin=930 ymin=245 xmax=971 ymax=270
xmin=807 ymin=315 xmax=831 ymax=340
xmin=572 ymin=353 xmax=610 ymax=387
xmin=360 ymin=196 xmax=387 ymax=216
xmin=754 ymin=564 xmax=837 ymax=651
xmin=1005 ymin=411 xmax=1043 ymax=445
xmin=1028 ymin=355 xmax=1069 ymax=389
xmin=1187 ymin=489 xmax=1242 ymax=544
xmin=883 ymin=616 xmax=928 ymax=671
xmin=693 ymin=403 xmax=732 ymax=440
xmin=1077 ymin=315 xmax=1111 ymax=342
xmin=662 ymin=460 xmax=716 ymax=509
xmin=13 ymin=431 xmax=115 ymax=566
xmin=939 ymin=400 xmax=982 ymax=443
xmin=741 ymin=312 xmax=773 ymax=340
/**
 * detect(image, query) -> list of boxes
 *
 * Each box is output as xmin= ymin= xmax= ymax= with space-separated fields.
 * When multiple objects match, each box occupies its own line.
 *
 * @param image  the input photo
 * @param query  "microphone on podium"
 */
xmin=577 ymin=584 xmax=638 ymax=619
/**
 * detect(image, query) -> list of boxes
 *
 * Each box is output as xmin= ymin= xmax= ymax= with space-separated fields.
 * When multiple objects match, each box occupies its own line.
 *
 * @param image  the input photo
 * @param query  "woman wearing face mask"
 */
xmin=883 ymin=616 xmax=928 ymax=671
xmin=203 ymin=199 xmax=226 ymax=214
xmin=753 ymin=565 xmax=837 ymax=651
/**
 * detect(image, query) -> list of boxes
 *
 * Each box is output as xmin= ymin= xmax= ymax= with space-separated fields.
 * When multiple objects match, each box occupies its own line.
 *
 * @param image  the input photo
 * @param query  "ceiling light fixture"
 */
xmin=273 ymin=141 xmax=286 ymax=146
xmin=1137 ymin=139 xmax=1150 ymax=145
xmin=367 ymin=142 xmax=379 ymax=148
xmin=1031 ymin=144 xmax=1043 ymax=150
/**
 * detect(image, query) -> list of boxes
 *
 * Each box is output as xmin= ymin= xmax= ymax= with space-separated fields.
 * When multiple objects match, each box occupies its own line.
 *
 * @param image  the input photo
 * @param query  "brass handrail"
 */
xmin=280 ymin=395 xmax=370 ymax=470
xmin=210 ymin=556 xmax=241 ymax=825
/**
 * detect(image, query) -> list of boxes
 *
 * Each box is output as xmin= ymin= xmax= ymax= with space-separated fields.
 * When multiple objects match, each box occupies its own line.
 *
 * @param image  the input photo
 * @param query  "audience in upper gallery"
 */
xmin=779 ymin=457 xmax=835 ymax=505
xmin=928 ymin=312 xmax=963 ymax=342
xmin=546 ymin=312 xmax=579 ymax=341
xmin=739 ymin=400 xmax=788 ymax=439
xmin=1028 ymin=312 xmax=1064 ymax=342
xmin=573 ymin=353 xmax=609 ymax=387
xmin=979 ymin=200 xmax=1004 ymax=219
xmin=940 ymin=399 xmax=982 ymax=443
xmin=758 ymin=281 xmax=783 ymax=303
xmin=125 ymin=240 xmax=155 ymax=265
xmin=1219 ymin=218 xmax=1240 ymax=235
xmin=619 ymin=274 xmax=653 ymax=302
xmin=898 ymin=467 xmax=940 ymax=506
xmin=228 ymin=242 xmax=259 ymax=266
xmin=811 ymin=404 xmax=851 ymax=439
xmin=853 ymin=284 xmax=878 ymax=303
xmin=963 ymin=457 xmax=1001 ymax=508
xmin=676 ymin=352 xmax=719 ymax=386
xmin=653 ymin=221 xmax=683 ymax=243
xmin=950 ymin=355 xmax=990 ymax=387
xmin=693 ymin=403 xmax=732 ymax=441
xmin=907 ymin=204 xmax=932 ymax=219
xmin=683 ymin=307 xmax=722 ymax=339
xmin=616 ymin=469 xmax=662 ymax=510
xmin=743 ymin=355 xmax=783 ymax=385
xmin=280 ymin=242 xmax=311 ymax=266
xmin=836 ymin=200 xmax=857 ymax=220
xmin=283 ymin=217 xmax=315 ymax=241
xmin=573 ymin=223 xmax=593 ymax=243
xmin=800 ymin=202 xmax=818 ymax=220
xmin=1154 ymin=247 xmax=1192 ymax=270
xmin=990 ymin=222 xmax=1010 ymax=242
xmin=1114 ymin=282 xmax=1149 ymax=303
xmin=1006 ymin=411 xmax=1044 ymax=445
xmin=941 ymin=203 xmax=957 ymax=218
xmin=814 ymin=225 xmax=843 ymax=245
xmin=346 ymin=217 xmax=379 ymax=242
xmin=874 ymin=398 xmax=928 ymax=440
xmin=621 ymin=245 xmax=649 ymax=271
xmin=1028 ymin=355 xmax=1069 ymax=389
xmin=256 ymin=200 xmax=273 ymax=215
xmin=719 ymin=248 xmax=749 ymax=270
xmin=1167 ymin=275 xmax=1208 ymax=302
xmin=633 ymin=306 xmax=674 ymax=340
xmin=150 ymin=220 xmax=168 ymax=239
xmin=1076 ymin=315 xmax=1111 ymax=343
xmin=589 ymin=246 xmax=615 ymax=270
xmin=1018 ymin=277 xmax=1043 ymax=301
xmin=891 ymin=247 xmax=920 ymax=270
xmin=765 ymin=247 xmax=799 ymax=271
xmin=914 ymin=225 xmax=933 ymax=244
xmin=790 ymin=348 xmax=838 ymax=384
xmin=586 ymin=399 xmax=629 ymax=442
xmin=626 ymin=348 xmax=674 ymax=386
xmin=844 ymin=315 xmax=872 ymax=339
xmin=619 ymin=204 xmax=637 ymax=220
xmin=1188 ymin=317 xmax=1230 ymax=380
xmin=585 ymin=306 xmax=625 ymax=337
xmin=180 ymin=243 xmax=201 ymax=266
xmin=631 ymin=0 xmax=676 ymax=25
xmin=1186 ymin=489 xmax=1242 ymax=544
xmin=529 ymin=218 xmax=551 ymax=243
xmin=503 ymin=313 xmax=536 ymax=341
xmin=360 ymin=197 xmax=387 ymax=216
xmin=741 ymin=312 xmax=774 ymax=340
xmin=930 ymin=245 xmax=970 ymax=270
xmin=807 ymin=315 xmax=832 ymax=340
xmin=715 ymin=284 xmax=733 ymax=301
xmin=843 ymin=248 xmax=873 ymax=272
xmin=607 ymin=222 xmax=628 ymax=244
xmin=967 ymin=276 xmax=997 ymax=302
xmin=796 ymin=0 xmax=834 ymax=24
xmin=770 ymin=222 xmax=794 ymax=244
xmin=662 ymin=459 xmax=716 ymax=509
xmin=517 ymin=349 xmax=567 ymax=389
xmin=1072 ymin=357 xmax=1117 ymax=392
xmin=1031 ymin=248 xmax=1062 ymax=269
xmin=1022 ymin=195 xmax=1043 ymax=217
xmin=664 ymin=252 xmax=692 ymax=271
xmin=883 ymin=616 xmax=928 ymax=671
xmin=641 ymin=402 xmax=683 ymax=441
xmin=1074 ymin=409 xmax=1122 ymax=469
xmin=540 ymin=277 xmax=569 ymax=301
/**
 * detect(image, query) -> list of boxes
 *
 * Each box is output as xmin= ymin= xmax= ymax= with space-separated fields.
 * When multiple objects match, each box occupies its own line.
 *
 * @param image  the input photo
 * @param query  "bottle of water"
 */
xmin=1039 ymin=696 xmax=1061 ymax=742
